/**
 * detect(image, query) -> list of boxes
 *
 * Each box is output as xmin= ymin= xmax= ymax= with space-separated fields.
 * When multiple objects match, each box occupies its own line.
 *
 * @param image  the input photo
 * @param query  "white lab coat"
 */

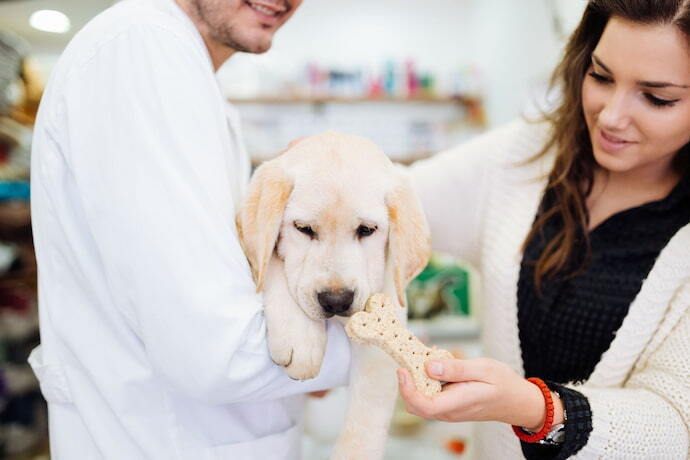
xmin=28 ymin=0 xmax=351 ymax=458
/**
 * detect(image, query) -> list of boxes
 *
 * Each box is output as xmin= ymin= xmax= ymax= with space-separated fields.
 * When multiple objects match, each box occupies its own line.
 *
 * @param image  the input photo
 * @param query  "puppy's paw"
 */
xmin=284 ymin=331 xmax=327 ymax=380
xmin=268 ymin=316 xmax=327 ymax=380
xmin=268 ymin=335 xmax=294 ymax=368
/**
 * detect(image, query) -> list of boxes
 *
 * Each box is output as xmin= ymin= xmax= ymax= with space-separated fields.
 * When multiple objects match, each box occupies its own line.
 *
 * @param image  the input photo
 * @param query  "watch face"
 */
xmin=538 ymin=423 xmax=566 ymax=445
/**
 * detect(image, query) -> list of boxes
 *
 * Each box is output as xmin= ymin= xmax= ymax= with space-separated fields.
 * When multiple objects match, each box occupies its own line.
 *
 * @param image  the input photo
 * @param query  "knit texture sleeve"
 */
xmin=407 ymin=129 xmax=491 ymax=265
xmin=568 ymin=309 xmax=690 ymax=458
xmin=519 ymin=383 xmax=593 ymax=460
xmin=408 ymin=119 xmax=550 ymax=266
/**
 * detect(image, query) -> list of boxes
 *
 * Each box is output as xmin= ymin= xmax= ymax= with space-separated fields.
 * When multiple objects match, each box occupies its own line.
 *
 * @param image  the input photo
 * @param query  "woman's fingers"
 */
xmin=396 ymin=369 xmax=437 ymax=418
xmin=425 ymin=358 xmax=495 ymax=383
xmin=398 ymin=369 xmax=476 ymax=422
xmin=399 ymin=358 xmax=511 ymax=424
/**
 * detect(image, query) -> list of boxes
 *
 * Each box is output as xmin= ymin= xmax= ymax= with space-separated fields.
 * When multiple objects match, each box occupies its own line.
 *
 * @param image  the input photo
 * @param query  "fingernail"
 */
xmin=430 ymin=361 xmax=444 ymax=376
xmin=397 ymin=370 xmax=406 ymax=386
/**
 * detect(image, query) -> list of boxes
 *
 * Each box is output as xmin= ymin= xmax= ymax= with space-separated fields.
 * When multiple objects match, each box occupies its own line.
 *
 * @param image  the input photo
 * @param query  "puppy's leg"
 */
xmin=264 ymin=255 xmax=327 ymax=381
xmin=330 ymin=307 xmax=404 ymax=460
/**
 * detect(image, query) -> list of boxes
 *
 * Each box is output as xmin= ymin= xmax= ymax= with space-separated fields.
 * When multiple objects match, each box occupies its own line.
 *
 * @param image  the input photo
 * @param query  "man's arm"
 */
xmin=57 ymin=24 xmax=350 ymax=404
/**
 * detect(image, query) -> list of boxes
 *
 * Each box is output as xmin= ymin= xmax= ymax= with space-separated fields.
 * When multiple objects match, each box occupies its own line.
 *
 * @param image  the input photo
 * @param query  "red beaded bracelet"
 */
xmin=511 ymin=377 xmax=555 ymax=443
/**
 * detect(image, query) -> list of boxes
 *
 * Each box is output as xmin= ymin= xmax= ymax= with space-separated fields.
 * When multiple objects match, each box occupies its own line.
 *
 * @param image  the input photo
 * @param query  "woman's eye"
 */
xmin=294 ymin=223 xmax=316 ymax=239
xmin=588 ymin=70 xmax=679 ymax=108
xmin=644 ymin=93 xmax=678 ymax=108
xmin=588 ymin=71 xmax=612 ymax=84
xmin=357 ymin=225 xmax=377 ymax=238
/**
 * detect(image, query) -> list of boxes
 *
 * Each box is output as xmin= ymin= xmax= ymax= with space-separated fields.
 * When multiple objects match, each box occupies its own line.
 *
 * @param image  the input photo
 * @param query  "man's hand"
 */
xmin=277 ymin=137 xmax=308 ymax=156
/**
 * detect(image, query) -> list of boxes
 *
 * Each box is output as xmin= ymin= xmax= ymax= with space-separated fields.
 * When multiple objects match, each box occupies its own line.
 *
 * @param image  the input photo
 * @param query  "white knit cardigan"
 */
xmin=409 ymin=119 xmax=690 ymax=459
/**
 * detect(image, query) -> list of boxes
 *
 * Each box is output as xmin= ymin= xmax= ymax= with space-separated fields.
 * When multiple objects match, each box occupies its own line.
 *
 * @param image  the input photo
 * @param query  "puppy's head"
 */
xmin=237 ymin=132 xmax=430 ymax=320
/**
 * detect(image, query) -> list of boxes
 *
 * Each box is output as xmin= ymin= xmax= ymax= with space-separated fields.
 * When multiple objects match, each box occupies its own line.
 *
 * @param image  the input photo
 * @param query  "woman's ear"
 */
xmin=386 ymin=173 xmax=431 ymax=306
xmin=236 ymin=161 xmax=293 ymax=292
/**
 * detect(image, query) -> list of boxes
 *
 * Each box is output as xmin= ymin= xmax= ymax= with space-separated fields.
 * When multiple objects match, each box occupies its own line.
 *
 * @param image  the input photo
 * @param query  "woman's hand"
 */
xmin=397 ymin=358 xmax=564 ymax=431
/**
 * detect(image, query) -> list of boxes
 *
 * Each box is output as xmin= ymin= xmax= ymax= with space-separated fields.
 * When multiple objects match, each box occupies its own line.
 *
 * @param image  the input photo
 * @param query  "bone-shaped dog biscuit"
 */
xmin=345 ymin=293 xmax=453 ymax=397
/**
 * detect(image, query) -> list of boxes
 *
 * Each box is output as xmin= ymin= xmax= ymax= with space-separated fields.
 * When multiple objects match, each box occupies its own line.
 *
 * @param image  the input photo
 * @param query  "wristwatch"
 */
xmin=538 ymin=422 xmax=566 ymax=445
xmin=540 ymin=389 xmax=567 ymax=445
xmin=521 ymin=398 xmax=568 ymax=446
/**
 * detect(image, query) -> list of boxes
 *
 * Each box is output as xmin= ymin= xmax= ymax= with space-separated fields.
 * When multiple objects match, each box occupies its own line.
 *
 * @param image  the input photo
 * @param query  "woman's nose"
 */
xmin=597 ymin=91 xmax=631 ymax=131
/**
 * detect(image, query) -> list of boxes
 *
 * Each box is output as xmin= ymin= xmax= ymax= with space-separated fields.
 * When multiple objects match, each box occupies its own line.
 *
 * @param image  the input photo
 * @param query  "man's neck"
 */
xmin=175 ymin=0 xmax=235 ymax=71
xmin=199 ymin=35 xmax=235 ymax=71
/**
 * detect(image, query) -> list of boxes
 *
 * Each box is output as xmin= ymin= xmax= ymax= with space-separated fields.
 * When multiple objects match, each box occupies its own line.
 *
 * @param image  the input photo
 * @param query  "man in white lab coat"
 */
xmin=28 ymin=0 xmax=351 ymax=458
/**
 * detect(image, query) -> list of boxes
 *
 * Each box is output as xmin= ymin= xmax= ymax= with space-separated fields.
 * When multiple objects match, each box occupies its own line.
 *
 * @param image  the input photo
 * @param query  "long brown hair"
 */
xmin=525 ymin=0 xmax=690 ymax=291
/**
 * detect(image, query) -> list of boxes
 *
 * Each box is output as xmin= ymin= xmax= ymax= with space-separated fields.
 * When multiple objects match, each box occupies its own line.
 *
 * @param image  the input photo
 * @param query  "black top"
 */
xmin=516 ymin=173 xmax=690 ymax=459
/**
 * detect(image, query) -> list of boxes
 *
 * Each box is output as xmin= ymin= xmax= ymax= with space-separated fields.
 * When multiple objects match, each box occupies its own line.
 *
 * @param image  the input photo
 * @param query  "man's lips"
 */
xmin=246 ymin=0 xmax=287 ymax=17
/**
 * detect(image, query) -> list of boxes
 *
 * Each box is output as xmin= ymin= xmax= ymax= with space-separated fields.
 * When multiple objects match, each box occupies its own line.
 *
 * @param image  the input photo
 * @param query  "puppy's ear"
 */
xmin=236 ymin=161 xmax=293 ymax=292
xmin=386 ymin=173 xmax=431 ymax=307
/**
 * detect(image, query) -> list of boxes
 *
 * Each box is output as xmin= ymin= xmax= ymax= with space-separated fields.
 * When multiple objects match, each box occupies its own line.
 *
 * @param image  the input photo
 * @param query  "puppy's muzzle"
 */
xmin=317 ymin=289 xmax=355 ymax=316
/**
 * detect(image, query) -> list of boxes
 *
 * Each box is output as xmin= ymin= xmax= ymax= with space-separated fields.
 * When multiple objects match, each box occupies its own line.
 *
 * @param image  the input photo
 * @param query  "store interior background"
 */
xmin=0 ymin=1 xmax=587 ymax=458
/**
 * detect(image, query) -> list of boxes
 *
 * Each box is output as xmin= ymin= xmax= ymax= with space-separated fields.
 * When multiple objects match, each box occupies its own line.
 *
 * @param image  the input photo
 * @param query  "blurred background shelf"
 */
xmin=234 ymin=95 xmax=485 ymax=166
xmin=229 ymin=95 xmax=483 ymax=106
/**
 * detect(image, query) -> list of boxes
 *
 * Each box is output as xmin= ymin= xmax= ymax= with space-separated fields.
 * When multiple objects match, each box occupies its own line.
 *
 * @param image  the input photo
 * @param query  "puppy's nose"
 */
xmin=317 ymin=289 xmax=355 ymax=315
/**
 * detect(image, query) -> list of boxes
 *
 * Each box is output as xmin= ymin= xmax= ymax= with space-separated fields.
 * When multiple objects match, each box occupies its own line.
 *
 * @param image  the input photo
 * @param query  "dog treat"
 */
xmin=346 ymin=293 xmax=453 ymax=397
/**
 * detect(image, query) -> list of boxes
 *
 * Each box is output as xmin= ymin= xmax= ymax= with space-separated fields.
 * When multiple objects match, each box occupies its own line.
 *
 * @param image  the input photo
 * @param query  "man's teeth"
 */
xmin=249 ymin=2 xmax=278 ymax=16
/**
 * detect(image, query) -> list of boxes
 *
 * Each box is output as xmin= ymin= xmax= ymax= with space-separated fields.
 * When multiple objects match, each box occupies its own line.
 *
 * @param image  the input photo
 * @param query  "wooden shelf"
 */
xmin=230 ymin=95 xmax=487 ymax=128
xmin=228 ymin=95 xmax=481 ymax=105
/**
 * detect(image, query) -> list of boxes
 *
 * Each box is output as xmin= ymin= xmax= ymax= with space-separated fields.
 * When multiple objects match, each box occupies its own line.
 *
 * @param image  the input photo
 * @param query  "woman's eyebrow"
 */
xmin=592 ymin=55 xmax=613 ymax=74
xmin=592 ymin=54 xmax=690 ymax=89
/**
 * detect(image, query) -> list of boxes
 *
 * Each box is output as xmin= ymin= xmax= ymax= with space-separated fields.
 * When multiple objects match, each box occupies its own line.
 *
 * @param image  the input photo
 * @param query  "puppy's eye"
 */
xmin=294 ymin=222 xmax=316 ymax=239
xmin=357 ymin=225 xmax=377 ymax=238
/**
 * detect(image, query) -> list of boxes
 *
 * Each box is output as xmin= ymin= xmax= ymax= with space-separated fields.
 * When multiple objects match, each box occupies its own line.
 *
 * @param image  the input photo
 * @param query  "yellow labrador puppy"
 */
xmin=237 ymin=132 xmax=430 ymax=459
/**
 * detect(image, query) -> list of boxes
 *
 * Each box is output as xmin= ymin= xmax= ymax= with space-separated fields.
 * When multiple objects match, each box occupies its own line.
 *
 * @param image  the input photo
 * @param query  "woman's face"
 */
xmin=582 ymin=17 xmax=690 ymax=178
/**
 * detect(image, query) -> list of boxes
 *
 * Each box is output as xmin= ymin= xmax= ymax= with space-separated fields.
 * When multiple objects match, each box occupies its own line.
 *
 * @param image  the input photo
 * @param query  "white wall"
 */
xmin=218 ymin=0 xmax=588 ymax=128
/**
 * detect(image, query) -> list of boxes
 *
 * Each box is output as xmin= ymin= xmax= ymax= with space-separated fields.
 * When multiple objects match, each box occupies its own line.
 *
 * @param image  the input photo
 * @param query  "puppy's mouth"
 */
xmin=318 ymin=310 xmax=351 ymax=319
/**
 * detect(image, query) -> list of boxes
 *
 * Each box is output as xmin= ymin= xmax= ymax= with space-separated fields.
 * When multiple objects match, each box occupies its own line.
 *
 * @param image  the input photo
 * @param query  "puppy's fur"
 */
xmin=237 ymin=132 xmax=430 ymax=459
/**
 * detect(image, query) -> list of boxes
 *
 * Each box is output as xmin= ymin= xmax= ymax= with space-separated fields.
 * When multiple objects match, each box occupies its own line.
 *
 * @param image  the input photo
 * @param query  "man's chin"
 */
xmin=225 ymin=35 xmax=273 ymax=54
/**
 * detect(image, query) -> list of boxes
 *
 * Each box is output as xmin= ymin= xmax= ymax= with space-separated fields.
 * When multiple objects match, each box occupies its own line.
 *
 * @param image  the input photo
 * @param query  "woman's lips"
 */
xmin=598 ymin=128 xmax=636 ymax=153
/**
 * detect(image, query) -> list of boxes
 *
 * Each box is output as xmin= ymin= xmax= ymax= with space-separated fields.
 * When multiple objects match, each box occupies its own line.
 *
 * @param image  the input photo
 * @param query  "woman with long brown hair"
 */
xmin=402 ymin=1 xmax=690 ymax=458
